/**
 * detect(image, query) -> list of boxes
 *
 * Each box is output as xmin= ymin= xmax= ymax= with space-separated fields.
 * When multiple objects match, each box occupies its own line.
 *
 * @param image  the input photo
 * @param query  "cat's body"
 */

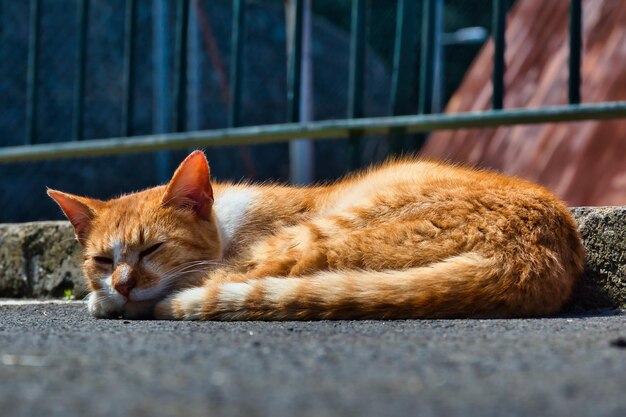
xmin=48 ymin=151 xmax=584 ymax=320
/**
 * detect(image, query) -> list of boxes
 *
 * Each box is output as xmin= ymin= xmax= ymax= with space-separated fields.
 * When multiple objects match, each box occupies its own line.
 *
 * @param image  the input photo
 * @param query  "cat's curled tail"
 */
xmin=154 ymin=251 xmax=576 ymax=320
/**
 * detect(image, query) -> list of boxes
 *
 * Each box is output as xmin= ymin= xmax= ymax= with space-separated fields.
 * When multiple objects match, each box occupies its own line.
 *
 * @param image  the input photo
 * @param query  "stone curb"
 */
xmin=0 ymin=208 xmax=624 ymax=310
xmin=567 ymin=207 xmax=625 ymax=311
xmin=0 ymin=222 xmax=87 ymax=299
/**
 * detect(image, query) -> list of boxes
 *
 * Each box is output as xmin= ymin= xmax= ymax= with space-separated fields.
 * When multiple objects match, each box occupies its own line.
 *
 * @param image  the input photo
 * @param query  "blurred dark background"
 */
xmin=0 ymin=0 xmax=493 ymax=222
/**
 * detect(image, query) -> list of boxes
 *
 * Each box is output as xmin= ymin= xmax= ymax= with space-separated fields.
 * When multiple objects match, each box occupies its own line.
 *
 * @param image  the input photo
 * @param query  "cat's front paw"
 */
xmin=87 ymin=291 xmax=124 ymax=319
xmin=154 ymin=287 xmax=209 ymax=320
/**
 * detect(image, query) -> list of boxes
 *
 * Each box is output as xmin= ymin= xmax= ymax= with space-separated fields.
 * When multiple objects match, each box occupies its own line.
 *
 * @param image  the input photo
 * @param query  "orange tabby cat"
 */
xmin=48 ymin=150 xmax=584 ymax=320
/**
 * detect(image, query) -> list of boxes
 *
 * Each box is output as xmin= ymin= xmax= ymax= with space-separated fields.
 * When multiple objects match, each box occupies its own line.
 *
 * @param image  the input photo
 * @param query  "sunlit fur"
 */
xmin=48 ymin=151 xmax=584 ymax=320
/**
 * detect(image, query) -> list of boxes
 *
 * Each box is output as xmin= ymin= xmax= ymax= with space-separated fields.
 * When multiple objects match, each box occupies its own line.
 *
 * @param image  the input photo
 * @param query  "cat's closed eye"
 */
xmin=93 ymin=256 xmax=113 ymax=265
xmin=140 ymin=242 xmax=163 ymax=260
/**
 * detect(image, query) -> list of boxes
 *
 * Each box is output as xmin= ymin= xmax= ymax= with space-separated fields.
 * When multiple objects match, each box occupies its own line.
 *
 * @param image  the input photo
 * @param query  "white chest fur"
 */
xmin=213 ymin=188 xmax=257 ymax=255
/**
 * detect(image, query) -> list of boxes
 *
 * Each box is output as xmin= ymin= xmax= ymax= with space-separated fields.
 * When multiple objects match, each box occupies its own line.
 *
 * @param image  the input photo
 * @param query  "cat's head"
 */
xmin=48 ymin=151 xmax=221 ymax=319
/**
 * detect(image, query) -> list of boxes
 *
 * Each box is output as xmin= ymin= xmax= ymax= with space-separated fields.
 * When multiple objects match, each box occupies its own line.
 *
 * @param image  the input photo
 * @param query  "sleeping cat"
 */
xmin=48 ymin=150 xmax=584 ymax=320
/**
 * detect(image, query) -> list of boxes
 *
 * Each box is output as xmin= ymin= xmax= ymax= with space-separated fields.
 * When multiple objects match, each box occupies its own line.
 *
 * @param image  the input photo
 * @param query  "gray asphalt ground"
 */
xmin=0 ymin=302 xmax=625 ymax=417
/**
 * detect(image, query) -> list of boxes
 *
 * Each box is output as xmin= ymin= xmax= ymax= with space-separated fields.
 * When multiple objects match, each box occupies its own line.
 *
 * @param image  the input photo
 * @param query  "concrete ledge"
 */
xmin=0 ymin=222 xmax=87 ymax=299
xmin=567 ymin=207 xmax=626 ymax=311
xmin=0 ymin=208 xmax=624 ymax=310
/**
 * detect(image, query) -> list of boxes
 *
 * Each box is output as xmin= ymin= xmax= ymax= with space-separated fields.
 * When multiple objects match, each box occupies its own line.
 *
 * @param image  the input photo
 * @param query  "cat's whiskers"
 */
xmin=162 ymin=266 xmax=213 ymax=286
xmin=93 ymin=295 xmax=110 ymax=309
xmin=128 ymin=261 xmax=216 ymax=302
xmin=155 ymin=263 xmax=212 ymax=280
xmin=157 ymin=267 xmax=212 ymax=288
xmin=156 ymin=260 xmax=222 ymax=277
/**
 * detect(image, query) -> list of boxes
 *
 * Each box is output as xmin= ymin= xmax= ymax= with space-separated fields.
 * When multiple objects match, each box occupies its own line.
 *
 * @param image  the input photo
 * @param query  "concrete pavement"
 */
xmin=0 ymin=302 xmax=625 ymax=417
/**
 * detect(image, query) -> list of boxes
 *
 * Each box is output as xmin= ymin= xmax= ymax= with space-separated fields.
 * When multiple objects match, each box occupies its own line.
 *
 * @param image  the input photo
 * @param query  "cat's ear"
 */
xmin=161 ymin=150 xmax=214 ymax=220
xmin=47 ymin=189 xmax=102 ymax=241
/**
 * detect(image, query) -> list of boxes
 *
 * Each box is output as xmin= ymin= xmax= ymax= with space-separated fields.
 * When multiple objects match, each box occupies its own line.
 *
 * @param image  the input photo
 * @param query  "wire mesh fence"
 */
xmin=0 ymin=0 xmax=492 ymax=222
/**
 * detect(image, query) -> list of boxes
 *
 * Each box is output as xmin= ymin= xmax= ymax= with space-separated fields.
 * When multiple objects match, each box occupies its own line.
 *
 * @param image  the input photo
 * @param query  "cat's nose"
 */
xmin=113 ymin=263 xmax=137 ymax=298
xmin=114 ymin=278 xmax=136 ymax=298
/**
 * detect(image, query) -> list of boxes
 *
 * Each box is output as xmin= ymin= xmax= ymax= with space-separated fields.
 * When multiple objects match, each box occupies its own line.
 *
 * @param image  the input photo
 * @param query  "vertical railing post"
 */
xmin=388 ymin=0 xmax=418 ymax=155
xmin=153 ymin=0 xmax=171 ymax=182
xmin=173 ymin=0 xmax=190 ymax=133
xmin=228 ymin=0 xmax=246 ymax=128
xmin=286 ymin=0 xmax=303 ymax=124
xmin=569 ymin=0 xmax=582 ymax=105
xmin=73 ymin=0 xmax=89 ymax=141
xmin=492 ymin=0 xmax=506 ymax=110
xmin=414 ymin=0 xmax=438 ymax=152
xmin=418 ymin=0 xmax=435 ymax=116
xmin=287 ymin=0 xmax=314 ymax=184
xmin=25 ymin=0 xmax=41 ymax=145
xmin=122 ymin=0 xmax=138 ymax=137
xmin=347 ymin=0 xmax=366 ymax=170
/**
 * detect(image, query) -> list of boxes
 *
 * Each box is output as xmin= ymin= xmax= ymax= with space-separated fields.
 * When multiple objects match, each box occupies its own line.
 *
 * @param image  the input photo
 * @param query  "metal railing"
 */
xmin=3 ymin=0 xmax=626 ymax=166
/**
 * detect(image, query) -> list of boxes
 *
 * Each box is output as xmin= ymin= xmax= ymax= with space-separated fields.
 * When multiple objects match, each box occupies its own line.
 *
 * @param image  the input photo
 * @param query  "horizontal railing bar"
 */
xmin=1 ymin=102 xmax=626 ymax=164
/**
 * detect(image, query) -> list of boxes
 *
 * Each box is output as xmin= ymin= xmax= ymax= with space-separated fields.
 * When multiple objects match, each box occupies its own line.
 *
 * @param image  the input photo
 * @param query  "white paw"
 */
xmin=87 ymin=291 xmax=124 ymax=319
